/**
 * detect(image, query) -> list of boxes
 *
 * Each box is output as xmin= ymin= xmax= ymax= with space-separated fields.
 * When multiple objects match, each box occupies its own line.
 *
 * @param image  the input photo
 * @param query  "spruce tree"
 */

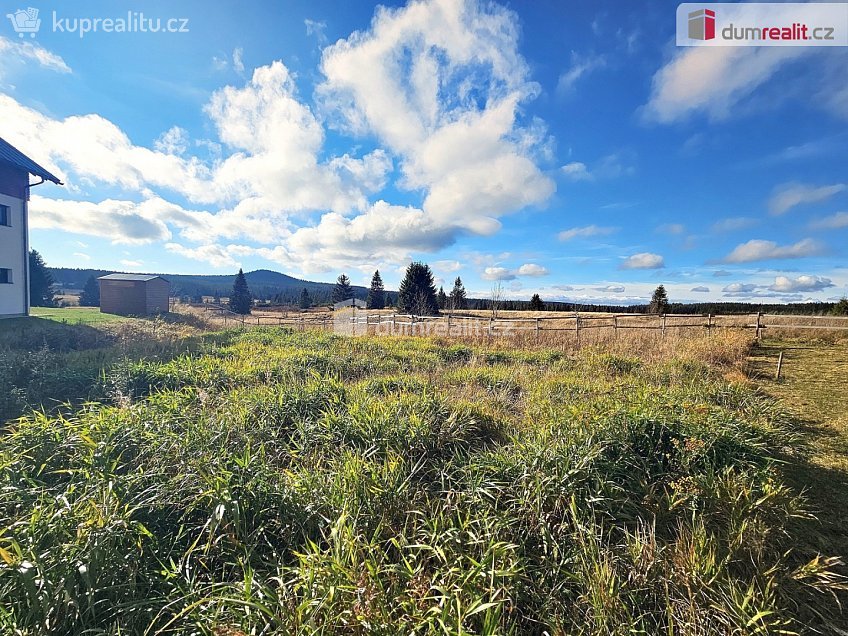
xmin=397 ymin=262 xmax=439 ymax=315
xmin=832 ymin=297 xmax=848 ymax=316
xmin=528 ymin=293 xmax=545 ymax=311
xmin=79 ymin=275 xmax=100 ymax=307
xmin=367 ymin=270 xmax=385 ymax=309
xmin=228 ymin=269 xmax=252 ymax=315
xmin=28 ymin=249 xmax=55 ymax=307
xmin=648 ymin=284 xmax=669 ymax=314
xmin=299 ymin=287 xmax=311 ymax=310
xmin=332 ymin=274 xmax=354 ymax=304
xmin=449 ymin=276 xmax=467 ymax=310
xmin=437 ymin=286 xmax=448 ymax=309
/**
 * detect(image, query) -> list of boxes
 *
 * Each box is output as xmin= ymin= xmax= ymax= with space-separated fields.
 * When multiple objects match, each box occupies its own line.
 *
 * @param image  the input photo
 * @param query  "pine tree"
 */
xmin=299 ymin=287 xmax=311 ymax=310
xmin=79 ymin=275 xmax=100 ymax=307
xmin=437 ymin=286 xmax=448 ymax=309
xmin=832 ymin=297 xmax=848 ymax=316
xmin=28 ymin=249 xmax=55 ymax=307
xmin=449 ymin=276 xmax=467 ymax=310
xmin=648 ymin=284 xmax=669 ymax=314
xmin=332 ymin=274 xmax=354 ymax=304
xmin=397 ymin=262 xmax=439 ymax=315
xmin=228 ymin=269 xmax=252 ymax=315
xmin=367 ymin=270 xmax=385 ymax=309
xmin=528 ymin=293 xmax=545 ymax=311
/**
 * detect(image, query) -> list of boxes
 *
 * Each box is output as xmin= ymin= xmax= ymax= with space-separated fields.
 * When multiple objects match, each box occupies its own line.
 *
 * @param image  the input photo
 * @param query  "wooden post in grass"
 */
xmin=707 ymin=313 xmax=712 ymax=333
xmin=776 ymin=351 xmax=784 ymax=380
xmin=756 ymin=312 xmax=763 ymax=340
xmin=661 ymin=314 xmax=666 ymax=337
xmin=613 ymin=315 xmax=618 ymax=339
xmin=575 ymin=312 xmax=581 ymax=349
xmin=447 ymin=313 xmax=452 ymax=337
xmin=535 ymin=317 xmax=540 ymax=342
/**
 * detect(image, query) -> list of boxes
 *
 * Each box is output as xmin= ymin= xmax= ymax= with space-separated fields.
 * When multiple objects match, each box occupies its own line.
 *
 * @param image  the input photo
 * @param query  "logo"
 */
xmin=677 ymin=3 xmax=848 ymax=47
xmin=688 ymin=8 xmax=716 ymax=40
xmin=6 ymin=7 xmax=40 ymax=38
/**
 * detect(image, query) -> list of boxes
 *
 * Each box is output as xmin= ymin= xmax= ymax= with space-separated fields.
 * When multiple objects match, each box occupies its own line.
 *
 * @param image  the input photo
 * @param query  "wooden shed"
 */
xmin=98 ymin=274 xmax=170 ymax=316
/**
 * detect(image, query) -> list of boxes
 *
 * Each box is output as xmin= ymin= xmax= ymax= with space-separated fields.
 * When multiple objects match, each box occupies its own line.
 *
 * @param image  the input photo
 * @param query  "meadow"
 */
xmin=0 ymin=319 xmax=845 ymax=634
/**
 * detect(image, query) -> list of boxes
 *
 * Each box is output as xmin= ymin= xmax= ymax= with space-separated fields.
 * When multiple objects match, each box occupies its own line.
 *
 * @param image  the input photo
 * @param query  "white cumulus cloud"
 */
xmin=620 ymin=252 xmax=665 ymax=270
xmin=722 ymin=238 xmax=824 ymax=263
xmin=768 ymin=275 xmax=833 ymax=293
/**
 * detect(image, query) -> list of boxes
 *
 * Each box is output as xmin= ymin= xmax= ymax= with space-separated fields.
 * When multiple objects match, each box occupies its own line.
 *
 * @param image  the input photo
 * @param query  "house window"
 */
xmin=0 ymin=268 xmax=12 ymax=284
xmin=0 ymin=205 xmax=9 ymax=227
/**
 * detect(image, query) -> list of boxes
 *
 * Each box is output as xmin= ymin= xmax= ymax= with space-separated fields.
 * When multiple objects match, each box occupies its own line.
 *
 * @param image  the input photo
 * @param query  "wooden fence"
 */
xmin=200 ymin=304 xmax=848 ymax=340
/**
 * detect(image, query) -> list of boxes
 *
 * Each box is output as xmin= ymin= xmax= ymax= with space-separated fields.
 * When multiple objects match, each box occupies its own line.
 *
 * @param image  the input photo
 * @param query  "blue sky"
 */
xmin=1 ymin=0 xmax=846 ymax=303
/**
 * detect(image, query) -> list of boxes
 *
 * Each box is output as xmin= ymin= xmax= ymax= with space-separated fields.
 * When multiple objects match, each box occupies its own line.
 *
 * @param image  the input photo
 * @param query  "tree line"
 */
xmin=27 ymin=252 xmax=848 ymax=317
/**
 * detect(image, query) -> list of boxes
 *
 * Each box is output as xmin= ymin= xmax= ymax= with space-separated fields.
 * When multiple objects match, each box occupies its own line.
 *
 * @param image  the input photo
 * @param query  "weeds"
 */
xmin=0 ymin=328 xmax=844 ymax=634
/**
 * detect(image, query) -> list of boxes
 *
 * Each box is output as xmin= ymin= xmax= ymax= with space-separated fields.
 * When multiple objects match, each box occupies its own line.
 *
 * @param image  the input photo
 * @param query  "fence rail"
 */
xmin=199 ymin=304 xmax=848 ymax=339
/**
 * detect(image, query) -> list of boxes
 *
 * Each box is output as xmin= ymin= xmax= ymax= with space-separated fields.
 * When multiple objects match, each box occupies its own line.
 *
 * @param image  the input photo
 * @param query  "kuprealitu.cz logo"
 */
xmin=677 ymin=2 xmax=848 ymax=46
xmin=6 ymin=6 xmax=190 ymax=38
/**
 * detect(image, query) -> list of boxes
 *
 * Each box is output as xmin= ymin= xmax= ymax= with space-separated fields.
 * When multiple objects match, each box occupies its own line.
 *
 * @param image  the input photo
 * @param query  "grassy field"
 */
xmin=749 ymin=339 xmax=848 ymax=588
xmin=0 ymin=323 xmax=845 ymax=634
xmin=30 ymin=306 xmax=128 ymax=325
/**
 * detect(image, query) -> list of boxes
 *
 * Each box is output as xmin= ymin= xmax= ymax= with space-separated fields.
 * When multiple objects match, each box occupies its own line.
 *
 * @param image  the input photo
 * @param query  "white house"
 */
xmin=0 ymin=137 xmax=62 ymax=318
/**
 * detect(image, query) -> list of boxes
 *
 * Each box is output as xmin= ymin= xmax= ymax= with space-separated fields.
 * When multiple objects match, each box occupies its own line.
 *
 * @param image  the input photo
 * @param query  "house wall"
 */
xmin=0 ymin=165 xmax=27 ymax=200
xmin=100 ymin=280 xmax=147 ymax=316
xmin=145 ymin=279 xmax=170 ymax=314
xmin=0 ymin=182 xmax=28 ymax=318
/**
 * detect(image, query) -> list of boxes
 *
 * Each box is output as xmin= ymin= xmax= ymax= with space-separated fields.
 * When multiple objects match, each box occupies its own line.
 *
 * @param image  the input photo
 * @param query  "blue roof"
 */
xmin=99 ymin=274 xmax=168 ymax=282
xmin=0 ymin=136 xmax=62 ymax=184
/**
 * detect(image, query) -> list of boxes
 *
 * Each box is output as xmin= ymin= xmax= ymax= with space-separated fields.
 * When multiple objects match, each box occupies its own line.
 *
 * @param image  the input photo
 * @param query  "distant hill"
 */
xmin=50 ymin=268 xmax=369 ymax=305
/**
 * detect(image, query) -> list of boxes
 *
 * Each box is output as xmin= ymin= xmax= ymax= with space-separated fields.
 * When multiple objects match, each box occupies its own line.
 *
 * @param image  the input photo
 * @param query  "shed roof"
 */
xmin=99 ymin=274 xmax=168 ymax=283
xmin=0 ymin=136 xmax=63 ymax=185
xmin=333 ymin=298 xmax=367 ymax=309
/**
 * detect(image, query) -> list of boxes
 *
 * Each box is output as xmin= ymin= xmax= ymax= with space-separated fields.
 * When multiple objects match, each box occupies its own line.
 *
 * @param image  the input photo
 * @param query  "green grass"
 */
xmin=749 ymin=339 xmax=848 ymax=590
xmin=29 ymin=306 xmax=129 ymax=325
xmin=0 ymin=328 xmax=845 ymax=634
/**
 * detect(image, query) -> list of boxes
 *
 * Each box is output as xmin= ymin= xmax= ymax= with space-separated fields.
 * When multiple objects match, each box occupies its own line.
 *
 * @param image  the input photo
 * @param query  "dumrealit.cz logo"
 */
xmin=6 ymin=6 xmax=189 ymax=38
xmin=677 ymin=3 xmax=848 ymax=46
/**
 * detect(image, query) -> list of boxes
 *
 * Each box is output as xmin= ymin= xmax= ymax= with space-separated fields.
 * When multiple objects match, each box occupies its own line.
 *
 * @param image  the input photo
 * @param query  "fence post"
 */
xmin=613 ymin=315 xmax=618 ymax=338
xmin=661 ymin=314 xmax=666 ymax=337
xmin=447 ymin=313 xmax=452 ymax=337
xmin=775 ymin=351 xmax=784 ymax=380
xmin=488 ymin=316 xmax=493 ymax=338
xmin=575 ymin=313 xmax=581 ymax=349
xmin=535 ymin=317 xmax=540 ymax=342
xmin=707 ymin=313 xmax=712 ymax=333
xmin=756 ymin=312 xmax=762 ymax=340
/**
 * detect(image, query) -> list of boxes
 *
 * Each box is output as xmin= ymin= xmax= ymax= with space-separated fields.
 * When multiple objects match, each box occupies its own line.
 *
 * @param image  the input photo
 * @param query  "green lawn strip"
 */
xmin=749 ymin=339 xmax=848 ymax=625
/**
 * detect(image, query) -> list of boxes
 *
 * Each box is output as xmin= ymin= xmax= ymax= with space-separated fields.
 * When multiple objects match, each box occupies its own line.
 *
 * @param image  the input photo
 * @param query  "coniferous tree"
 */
xmin=332 ymin=274 xmax=354 ymax=304
xmin=648 ymin=285 xmax=669 ymax=314
xmin=397 ymin=262 xmax=439 ymax=315
xmin=528 ymin=293 xmax=545 ymax=311
xmin=299 ymin=287 xmax=311 ymax=310
xmin=228 ymin=269 xmax=252 ymax=315
xmin=79 ymin=275 xmax=100 ymax=307
xmin=28 ymin=249 xmax=55 ymax=307
xmin=367 ymin=270 xmax=385 ymax=309
xmin=832 ymin=297 xmax=848 ymax=316
xmin=437 ymin=286 xmax=448 ymax=309
xmin=449 ymin=276 xmax=467 ymax=310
